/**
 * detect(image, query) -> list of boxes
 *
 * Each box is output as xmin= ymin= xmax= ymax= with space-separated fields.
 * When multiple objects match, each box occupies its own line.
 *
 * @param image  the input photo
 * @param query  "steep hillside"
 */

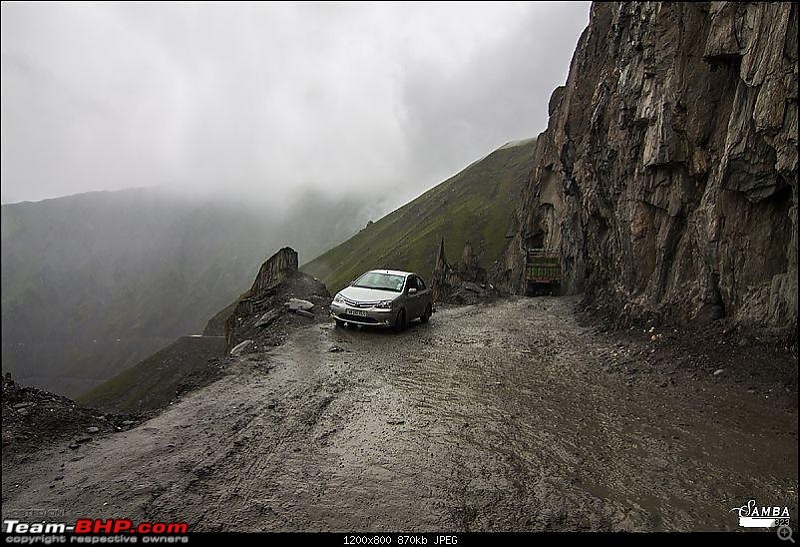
xmin=78 ymin=335 xmax=225 ymax=414
xmin=496 ymin=2 xmax=797 ymax=336
xmin=303 ymin=140 xmax=535 ymax=293
xmin=1 ymin=188 xmax=375 ymax=396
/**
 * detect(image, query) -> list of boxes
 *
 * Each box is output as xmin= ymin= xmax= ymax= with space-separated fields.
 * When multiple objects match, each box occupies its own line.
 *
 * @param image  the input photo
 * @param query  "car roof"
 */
xmin=367 ymin=269 xmax=414 ymax=277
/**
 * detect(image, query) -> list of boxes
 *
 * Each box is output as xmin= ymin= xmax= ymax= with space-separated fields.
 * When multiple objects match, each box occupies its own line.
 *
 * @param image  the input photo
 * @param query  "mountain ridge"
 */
xmin=303 ymin=139 xmax=535 ymax=293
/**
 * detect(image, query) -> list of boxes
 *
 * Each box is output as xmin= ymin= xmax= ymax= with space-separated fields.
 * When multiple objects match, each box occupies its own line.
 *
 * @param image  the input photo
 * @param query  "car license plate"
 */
xmin=348 ymin=308 xmax=368 ymax=317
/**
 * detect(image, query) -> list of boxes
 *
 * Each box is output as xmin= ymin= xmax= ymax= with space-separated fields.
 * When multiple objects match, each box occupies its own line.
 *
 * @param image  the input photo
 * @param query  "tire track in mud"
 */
xmin=187 ymin=328 xmax=348 ymax=531
xmin=2 ymin=297 xmax=796 ymax=531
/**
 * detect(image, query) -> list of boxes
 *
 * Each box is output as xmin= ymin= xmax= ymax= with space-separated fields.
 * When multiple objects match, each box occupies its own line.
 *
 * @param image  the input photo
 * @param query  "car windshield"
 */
xmin=352 ymin=272 xmax=405 ymax=293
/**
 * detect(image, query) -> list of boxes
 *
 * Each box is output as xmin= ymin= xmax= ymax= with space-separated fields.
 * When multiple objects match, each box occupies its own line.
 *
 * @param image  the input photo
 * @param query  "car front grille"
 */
xmin=342 ymin=297 xmax=376 ymax=308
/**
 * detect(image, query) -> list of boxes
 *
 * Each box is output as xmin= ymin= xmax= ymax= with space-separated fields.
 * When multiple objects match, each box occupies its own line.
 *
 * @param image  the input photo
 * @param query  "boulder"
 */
xmin=286 ymin=298 xmax=314 ymax=311
xmin=254 ymin=309 xmax=283 ymax=328
xmin=229 ymin=339 xmax=253 ymax=357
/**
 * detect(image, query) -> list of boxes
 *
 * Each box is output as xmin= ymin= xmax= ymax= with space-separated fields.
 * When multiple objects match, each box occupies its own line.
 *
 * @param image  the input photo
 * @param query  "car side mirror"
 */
xmin=408 ymin=288 xmax=418 ymax=295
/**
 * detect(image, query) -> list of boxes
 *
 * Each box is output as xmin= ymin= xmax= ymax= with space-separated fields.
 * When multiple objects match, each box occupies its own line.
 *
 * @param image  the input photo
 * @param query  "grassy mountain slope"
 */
xmin=78 ymin=335 xmax=225 ymax=414
xmin=302 ymin=139 xmax=535 ymax=292
xmin=1 ymin=187 xmax=375 ymax=396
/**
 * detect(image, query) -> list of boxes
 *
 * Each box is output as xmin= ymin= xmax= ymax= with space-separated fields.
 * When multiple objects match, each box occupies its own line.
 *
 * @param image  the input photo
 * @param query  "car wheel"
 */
xmin=420 ymin=303 xmax=432 ymax=323
xmin=393 ymin=309 xmax=406 ymax=333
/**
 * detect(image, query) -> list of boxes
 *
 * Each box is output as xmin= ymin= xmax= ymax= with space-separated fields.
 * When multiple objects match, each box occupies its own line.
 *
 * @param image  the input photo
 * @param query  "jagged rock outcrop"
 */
xmin=432 ymin=238 xmax=493 ymax=304
xmin=225 ymin=248 xmax=329 ymax=351
xmin=460 ymin=241 xmax=484 ymax=282
xmin=495 ymin=2 xmax=797 ymax=337
xmin=248 ymin=247 xmax=299 ymax=294
xmin=431 ymin=238 xmax=457 ymax=302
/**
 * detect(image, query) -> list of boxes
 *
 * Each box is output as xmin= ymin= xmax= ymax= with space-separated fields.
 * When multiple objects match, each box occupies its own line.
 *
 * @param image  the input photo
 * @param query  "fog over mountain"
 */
xmin=1 ymin=186 xmax=379 ymax=396
xmin=1 ymin=2 xmax=589 ymax=208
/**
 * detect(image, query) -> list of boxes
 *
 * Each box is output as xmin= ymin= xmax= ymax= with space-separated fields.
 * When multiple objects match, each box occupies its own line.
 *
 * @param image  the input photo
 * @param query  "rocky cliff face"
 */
xmin=496 ymin=2 xmax=797 ymax=336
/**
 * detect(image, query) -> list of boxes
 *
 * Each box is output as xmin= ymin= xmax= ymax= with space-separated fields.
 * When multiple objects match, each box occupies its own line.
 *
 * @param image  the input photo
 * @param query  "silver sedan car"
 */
xmin=330 ymin=269 xmax=433 ymax=331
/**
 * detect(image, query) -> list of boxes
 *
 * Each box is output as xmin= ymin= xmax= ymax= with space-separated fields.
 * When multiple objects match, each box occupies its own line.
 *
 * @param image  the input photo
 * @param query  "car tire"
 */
xmin=393 ymin=309 xmax=406 ymax=333
xmin=420 ymin=304 xmax=432 ymax=323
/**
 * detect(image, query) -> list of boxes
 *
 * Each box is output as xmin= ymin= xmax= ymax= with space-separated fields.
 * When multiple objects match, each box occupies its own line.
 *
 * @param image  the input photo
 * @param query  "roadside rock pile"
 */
xmin=224 ymin=247 xmax=330 ymax=353
xmin=431 ymin=238 xmax=496 ymax=305
xmin=2 ymin=374 xmax=139 ymax=454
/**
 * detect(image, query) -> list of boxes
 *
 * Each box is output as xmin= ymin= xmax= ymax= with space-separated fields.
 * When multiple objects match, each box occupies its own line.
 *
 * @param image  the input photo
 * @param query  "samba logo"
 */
xmin=730 ymin=499 xmax=791 ymax=528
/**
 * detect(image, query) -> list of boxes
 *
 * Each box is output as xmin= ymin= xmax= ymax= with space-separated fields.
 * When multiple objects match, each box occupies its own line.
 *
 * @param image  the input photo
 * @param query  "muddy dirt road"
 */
xmin=2 ymin=297 xmax=797 ymax=531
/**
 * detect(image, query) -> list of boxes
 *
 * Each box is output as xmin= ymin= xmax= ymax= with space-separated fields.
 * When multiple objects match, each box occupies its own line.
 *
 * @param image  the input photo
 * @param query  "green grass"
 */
xmin=78 ymin=356 xmax=158 ymax=413
xmin=302 ymin=139 xmax=535 ymax=292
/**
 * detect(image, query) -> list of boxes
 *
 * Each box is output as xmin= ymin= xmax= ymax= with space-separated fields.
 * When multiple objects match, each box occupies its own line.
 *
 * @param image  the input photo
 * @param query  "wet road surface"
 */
xmin=2 ymin=297 xmax=797 ymax=531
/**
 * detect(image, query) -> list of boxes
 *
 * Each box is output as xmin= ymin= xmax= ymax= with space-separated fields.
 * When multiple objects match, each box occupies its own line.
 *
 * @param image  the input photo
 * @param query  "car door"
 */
xmin=416 ymin=275 xmax=431 ymax=311
xmin=405 ymin=275 xmax=420 ymax=318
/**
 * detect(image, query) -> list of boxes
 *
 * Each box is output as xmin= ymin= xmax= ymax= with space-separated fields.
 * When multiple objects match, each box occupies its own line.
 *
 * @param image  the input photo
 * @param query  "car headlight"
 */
xmin=333 ymin=293 xmax=344 ymax=303
xmin=375 ymin=300 xmax=394 ymax=309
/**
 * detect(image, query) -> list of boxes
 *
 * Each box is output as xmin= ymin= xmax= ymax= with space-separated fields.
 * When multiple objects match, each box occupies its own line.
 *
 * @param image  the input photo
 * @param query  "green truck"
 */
xmin=525 ymin=248 xmax=561 ymax=295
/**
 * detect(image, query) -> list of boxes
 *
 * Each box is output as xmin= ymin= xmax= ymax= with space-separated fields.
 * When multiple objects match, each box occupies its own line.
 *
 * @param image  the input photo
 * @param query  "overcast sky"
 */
xmin=1 ymin=1 xmax=589 ymax=207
